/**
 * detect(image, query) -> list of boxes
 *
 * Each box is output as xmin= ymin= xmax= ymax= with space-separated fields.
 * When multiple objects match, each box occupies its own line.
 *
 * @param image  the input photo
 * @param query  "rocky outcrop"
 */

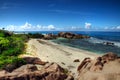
xmin=41 ymin=32 xmax=90 ymax=40
xmin=58 ymin=32 xmax=90 ymax=39
xmin=22 ymin=57 xmax=48 ymax=65
xmin=2 ymin=57 xmax=47 ymax=73
xmin=77 ymin=52 xmax=120 ymax=80
xmin=43 ymin=33 xmax=57 ymax=40
xmin=0 ymin=63 xmax=74 ymax=80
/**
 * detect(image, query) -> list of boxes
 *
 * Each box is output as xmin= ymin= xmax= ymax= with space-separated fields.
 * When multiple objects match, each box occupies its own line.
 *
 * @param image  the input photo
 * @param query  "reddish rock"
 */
xmin=77 ymin=57 xmax=91 ymax=71
xmin=0 ymin=63 xmax=74 ymax=80
xmin=102 ymin=52 xmax=118 ymax=61
xmin=77 ymin=53 xmax=120 ymax=80
xmin=58 ymin=32 xmax=90 ymax=39
xmin=22 ymin=57 xmax=48 ymax=65
xmin=43 ymin=33 xmax=57 ymax=40
xmin=58 ymin=32 xmax=65 ymax=37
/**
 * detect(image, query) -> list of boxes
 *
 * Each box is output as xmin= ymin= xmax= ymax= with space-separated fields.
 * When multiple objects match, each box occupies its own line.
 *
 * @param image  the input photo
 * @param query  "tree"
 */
xmin=2 ymin=28 xmax=5 ymax=30
xmin=0 ymin=37 xmax=10 ymax=53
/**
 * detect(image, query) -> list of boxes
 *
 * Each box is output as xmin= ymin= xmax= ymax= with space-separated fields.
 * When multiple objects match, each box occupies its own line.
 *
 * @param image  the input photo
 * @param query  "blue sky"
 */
xmin=0 ymin=0 xmax=120 ymax=31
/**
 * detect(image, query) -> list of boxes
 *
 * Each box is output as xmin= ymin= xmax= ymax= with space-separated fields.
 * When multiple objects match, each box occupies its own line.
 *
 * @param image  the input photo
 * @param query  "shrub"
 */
xmin=2 ymin=57 xmax=26 ymax=72
xmin=0 ymin=30 xmax=28 ymax=70
xmin=2 ymin=48 xmax=22 ymax=56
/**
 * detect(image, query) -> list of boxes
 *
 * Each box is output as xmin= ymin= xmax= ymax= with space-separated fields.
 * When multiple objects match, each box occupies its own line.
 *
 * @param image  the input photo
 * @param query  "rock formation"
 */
xmin=22 ymin=57 xmax=48 ymax=65
xmin=43 ymin=33 xmax=57 ymax=40
xmin=0 ymin=62 xmax=73 ymax=80
xmin=1 ymin=52 xmax=119 ymax=80
xmin=58 ymin=32 xmax=90 ymax=39
xmin=43 ymin=32 xmax=90 ymax=40
xmin=77 ymin=52 xmax=120 ymax=80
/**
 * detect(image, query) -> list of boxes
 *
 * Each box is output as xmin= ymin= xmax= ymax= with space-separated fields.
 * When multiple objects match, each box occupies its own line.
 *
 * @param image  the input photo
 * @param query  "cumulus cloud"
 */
xmin=85 ymin=22 xmax=91 ymax=29
xmin=21 ymin=22 xmax=32 ymax=30
xmin=47 ymin=25 xmax=55 ymax=30
xmin=6 ymin=25 xmax=16 ymax=31
xmin=5 ymin=22 xmax=56 ymax=31
xmin=116 ymin=26 xmax=120 ymax=29
xmin=104 ymin=26 xmax=120 ymax=30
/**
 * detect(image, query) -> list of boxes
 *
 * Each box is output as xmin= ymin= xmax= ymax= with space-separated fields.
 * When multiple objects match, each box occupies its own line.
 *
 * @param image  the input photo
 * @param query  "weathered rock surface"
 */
xmin=3 ymin=57 xmax=48 ymax=73
xmin=77 ymin=52 xmax=120 ymax=80
xmin=40 ymin=32 xmax=90 ymax=40
xmin=22 ymin=57 xmax=48 ymax=65
xmin=0 ymin=63 xmax=74 ymax=80
xmin=58 ymin=32 xmax=90 ymax=39
xmin=43 ymin=33 xmax=57 ymax=40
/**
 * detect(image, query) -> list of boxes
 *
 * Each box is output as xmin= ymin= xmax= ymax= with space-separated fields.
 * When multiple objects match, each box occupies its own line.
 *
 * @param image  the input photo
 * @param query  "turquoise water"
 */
xmin=52 ymin=38 xmax=120 ymax=55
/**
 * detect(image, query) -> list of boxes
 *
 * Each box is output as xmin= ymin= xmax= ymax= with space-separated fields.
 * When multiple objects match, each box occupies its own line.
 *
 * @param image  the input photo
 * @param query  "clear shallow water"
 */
xmin=52 ymin=38 xmax=120 ymax=55
xmin=15 ymin=31 xmax=120 ymax=55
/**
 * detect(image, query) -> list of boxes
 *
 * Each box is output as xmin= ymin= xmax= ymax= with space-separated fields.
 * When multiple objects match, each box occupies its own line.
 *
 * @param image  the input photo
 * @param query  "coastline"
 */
xmin=25 ymin=39 xmax=100 ymax=76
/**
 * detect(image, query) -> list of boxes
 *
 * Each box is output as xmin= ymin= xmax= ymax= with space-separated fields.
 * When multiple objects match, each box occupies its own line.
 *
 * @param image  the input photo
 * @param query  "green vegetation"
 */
xmin=27 ymin=32 xmax=44 ymax=38
xmin=0 ymin=30 xmax=28 ymax=70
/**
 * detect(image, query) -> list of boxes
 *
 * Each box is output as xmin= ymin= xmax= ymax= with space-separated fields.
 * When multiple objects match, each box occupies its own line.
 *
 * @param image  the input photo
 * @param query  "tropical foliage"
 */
xmin=0 ymin=30 xmax=28 ymax=69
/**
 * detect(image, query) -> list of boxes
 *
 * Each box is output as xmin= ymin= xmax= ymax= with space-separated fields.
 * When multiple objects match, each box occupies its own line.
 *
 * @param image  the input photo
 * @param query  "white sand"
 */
xmin=25 ymin=39 xmax=99 ymax=76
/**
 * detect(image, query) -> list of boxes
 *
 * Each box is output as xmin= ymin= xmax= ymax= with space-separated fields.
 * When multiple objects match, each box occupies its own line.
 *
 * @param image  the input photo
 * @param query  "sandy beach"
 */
xmin=25 ymin=39 xmax=99 ymax=76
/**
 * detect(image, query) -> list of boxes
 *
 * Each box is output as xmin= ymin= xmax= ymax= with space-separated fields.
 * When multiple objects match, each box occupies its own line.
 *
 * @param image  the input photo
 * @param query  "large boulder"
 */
xmin=0 ymin=63 xmax=74 ymax=80
xmin=58 ymin=32 xmax=90 ymax=39
xmin=43 ymin=33 xmax=57 ymax=40
xmin=22 ymin=57 xmax=48 ymax=65
xmin=58 ymin=32 xmax=65 ymax=37
xmin=77 ymin=52 xmax=120 ymax=80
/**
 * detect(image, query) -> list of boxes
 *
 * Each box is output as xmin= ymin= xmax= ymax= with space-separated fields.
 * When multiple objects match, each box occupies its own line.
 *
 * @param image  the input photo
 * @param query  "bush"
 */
xmin=0 ymin=30 xmax=28 ymax=70
xmin=2 ymin=48 xmax=22 ymax=56
xmin=2 ymin=57 xmax=26 ymax=72
xmin=27 ymin=33 xmax=44 ymax=38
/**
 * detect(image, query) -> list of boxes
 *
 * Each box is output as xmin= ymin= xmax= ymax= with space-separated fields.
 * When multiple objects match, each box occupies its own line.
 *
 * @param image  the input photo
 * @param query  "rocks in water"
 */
xmin=73 ymin=59 xmax=80 ymax=62
xmin=58 ymin=32 xmax=90 ymax=39
xmin=0 ymin=63 xmax=74 ymax=80
xmin=103 ymin=42 xmax=114 ymax=46
xmin=77 ymin=52 xmax=120 ymax=80
xmin=42 ymin=32 xmax=90 ymax=40
xmin=43 ymin=33 xmax=57 ymax=40
xmin=58 ymin=32 xmax=66 ymax=37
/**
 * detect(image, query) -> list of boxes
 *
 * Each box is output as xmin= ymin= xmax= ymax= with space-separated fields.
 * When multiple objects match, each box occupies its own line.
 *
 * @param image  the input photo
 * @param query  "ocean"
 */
xmin=15 ymin=31 xmax=120 ymax=55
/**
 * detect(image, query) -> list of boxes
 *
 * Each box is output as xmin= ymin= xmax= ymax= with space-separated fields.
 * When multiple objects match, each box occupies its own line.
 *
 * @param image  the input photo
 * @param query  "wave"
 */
xmin=88 ymin=37 xmax=120 ymax=48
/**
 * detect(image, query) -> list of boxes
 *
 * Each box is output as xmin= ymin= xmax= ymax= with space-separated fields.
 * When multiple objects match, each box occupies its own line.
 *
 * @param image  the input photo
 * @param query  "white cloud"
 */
xmin=5 ymin=22 xmax=56 ymax=31
xmin=116 ymin=26 xmax=120 ymax=29
xmin=36 ymin=24 xmax=55 ymax=30
xmin=85 ymin=22 xmax=91 ymax=29
xmin=4 ymin=22 xmax=100 ymax=31
xmin=6 ymin=25 xmax=16 ymax=31
xmin=103 ymin=25 xmax=120 ymax=30
xmin=47 ymin=25 xmax=55 ymax=30
xmin=37 ymin=25 xmax=42 ymax=29
xmin=104 ymin=27 xmax=108 ymax=29
xmin=21 ymin=22 xmax=32 ymax=30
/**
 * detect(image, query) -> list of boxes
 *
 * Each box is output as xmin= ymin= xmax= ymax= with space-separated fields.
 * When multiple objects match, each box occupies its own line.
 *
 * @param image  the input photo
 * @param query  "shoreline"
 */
xmin=25 ymin=39 xmax=100 ymax=76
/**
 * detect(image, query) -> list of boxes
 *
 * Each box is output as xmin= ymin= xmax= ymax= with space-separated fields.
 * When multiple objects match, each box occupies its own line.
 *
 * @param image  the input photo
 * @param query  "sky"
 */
xmin=0 ymin=0 xmax=120 ymax=31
